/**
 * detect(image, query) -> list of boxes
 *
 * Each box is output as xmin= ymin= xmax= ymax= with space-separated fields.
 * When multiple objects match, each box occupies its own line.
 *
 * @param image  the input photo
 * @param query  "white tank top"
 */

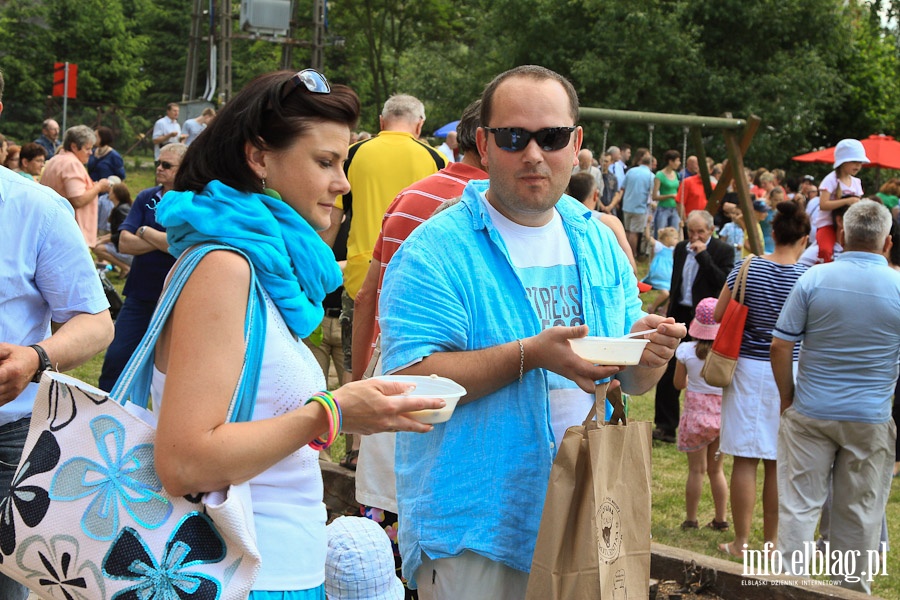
xmin=152 ymin=291 xmax=327 ymax=590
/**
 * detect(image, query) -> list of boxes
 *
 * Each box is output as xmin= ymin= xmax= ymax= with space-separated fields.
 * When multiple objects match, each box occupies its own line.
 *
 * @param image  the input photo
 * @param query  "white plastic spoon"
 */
xmin=621 ymin=328 xmax=658 ymax=339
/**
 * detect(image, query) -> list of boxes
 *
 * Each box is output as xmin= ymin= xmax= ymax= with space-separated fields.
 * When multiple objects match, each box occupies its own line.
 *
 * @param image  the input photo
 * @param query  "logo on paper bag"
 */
xmin=597 ymin=498 xmax=622 ymax=563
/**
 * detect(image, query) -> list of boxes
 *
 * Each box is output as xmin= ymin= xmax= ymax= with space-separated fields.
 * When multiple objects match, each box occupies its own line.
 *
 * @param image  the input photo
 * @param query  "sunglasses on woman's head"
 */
xmin=280 ymin=69 xmax=331 ymax=102
xmin=484 ymin=126 xmax=576 ymax=152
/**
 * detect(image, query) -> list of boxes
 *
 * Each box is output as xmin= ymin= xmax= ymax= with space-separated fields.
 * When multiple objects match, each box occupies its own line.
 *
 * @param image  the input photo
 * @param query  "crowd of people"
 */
xmin=0 ymin=60 xmax=898 ymax=600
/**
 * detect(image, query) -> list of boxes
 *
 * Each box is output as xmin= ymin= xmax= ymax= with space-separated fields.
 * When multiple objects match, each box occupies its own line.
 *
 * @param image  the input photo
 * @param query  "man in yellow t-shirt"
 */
xmin=321 ymin=94 xmax=445 ymax=381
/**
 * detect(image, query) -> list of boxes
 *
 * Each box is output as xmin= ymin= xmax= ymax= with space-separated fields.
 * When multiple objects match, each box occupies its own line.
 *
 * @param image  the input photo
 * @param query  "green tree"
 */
xmin=327 ymin=0 xmax=468 ymax=127
xmin=133 ymin=0 xmax=192 ymax=110
xmin=0 ymin=1 xmax=56 ymax=142
xmin=45 ymin=0 xmax=148 ymax=106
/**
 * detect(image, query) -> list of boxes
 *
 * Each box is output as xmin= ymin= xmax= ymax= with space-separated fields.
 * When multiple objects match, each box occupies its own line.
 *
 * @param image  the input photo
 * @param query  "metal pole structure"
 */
xmin=579 ymin=107 xmax=746 ymax=130
xmin=217 ymin=0 xmax=232 ymax=103
xmin=311 ymin=0 xmax=325 ymax=71
xmin=182 ymin=0 xmax=203 ymax=101
xmin=61 ymin=63 xmax=69 ymax=134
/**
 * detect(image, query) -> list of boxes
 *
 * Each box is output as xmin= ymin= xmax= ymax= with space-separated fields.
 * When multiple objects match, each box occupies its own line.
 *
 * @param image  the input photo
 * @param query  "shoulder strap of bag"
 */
xmin=733 ymin=255 xmax=755 ymax=305
xmin=110 ymin=243 xmax=265 ymax=423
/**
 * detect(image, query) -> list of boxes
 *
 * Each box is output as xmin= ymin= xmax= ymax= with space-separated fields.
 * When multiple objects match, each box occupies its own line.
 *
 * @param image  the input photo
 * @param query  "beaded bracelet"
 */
xmin=305 ymin=391 xmax=342 ymax=450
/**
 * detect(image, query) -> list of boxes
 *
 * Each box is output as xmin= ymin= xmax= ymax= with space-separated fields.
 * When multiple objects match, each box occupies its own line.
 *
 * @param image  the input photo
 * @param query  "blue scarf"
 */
xmin=156 ymin=180 xmax=342 ymax=339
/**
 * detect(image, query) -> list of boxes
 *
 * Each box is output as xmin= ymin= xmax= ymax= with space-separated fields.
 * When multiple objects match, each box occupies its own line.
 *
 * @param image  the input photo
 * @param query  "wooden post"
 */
xmin=723 ymin=129 xmax=763 ymax=255
xmin=690 ymin=127 xmax=713 ymax=199
xmin=706 ymin=115 xmax=761 ymax=214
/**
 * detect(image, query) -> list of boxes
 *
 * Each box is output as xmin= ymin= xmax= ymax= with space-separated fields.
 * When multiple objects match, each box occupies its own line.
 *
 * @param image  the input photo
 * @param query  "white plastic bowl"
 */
xmin=372 ymin=374 xmax=467 ymax=424
xmin=568 ymin=337 xmax=649 ymax=366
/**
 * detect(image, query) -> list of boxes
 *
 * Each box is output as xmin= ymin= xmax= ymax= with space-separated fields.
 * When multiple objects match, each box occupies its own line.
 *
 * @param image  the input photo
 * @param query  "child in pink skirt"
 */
xmin=673 ymin=297 xmax=729 ymax=531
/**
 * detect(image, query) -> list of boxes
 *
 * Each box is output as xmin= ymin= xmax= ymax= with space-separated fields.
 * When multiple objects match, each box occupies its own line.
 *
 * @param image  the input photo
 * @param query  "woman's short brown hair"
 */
xmin=176 ymin=70 xmax=360 ymax=194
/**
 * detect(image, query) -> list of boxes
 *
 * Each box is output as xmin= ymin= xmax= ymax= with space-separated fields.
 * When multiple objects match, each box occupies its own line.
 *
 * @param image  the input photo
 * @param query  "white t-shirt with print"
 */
xmin=481 ymin=194 xmax=591 ymax=445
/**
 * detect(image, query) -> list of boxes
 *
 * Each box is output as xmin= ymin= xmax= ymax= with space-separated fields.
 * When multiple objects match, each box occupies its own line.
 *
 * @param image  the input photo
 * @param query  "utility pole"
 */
xmin=311 ymin=0 xmax=325 ymax=71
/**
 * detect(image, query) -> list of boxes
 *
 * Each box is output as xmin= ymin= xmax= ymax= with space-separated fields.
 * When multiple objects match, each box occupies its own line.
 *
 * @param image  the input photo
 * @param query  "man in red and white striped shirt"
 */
xmin=351 ymin=100 xmax=488 ymax=380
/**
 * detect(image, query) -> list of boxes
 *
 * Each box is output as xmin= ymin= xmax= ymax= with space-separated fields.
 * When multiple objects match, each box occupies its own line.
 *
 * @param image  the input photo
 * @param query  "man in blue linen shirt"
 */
xmin=621 ymin=152 xmax=655 ymax=257
xmin=771 ymin=200 xmax=900 ymax=593
xmin=379 ymin=65 xmax=685 ymax=599
xmin=0 ymin=71 xmax=114 ymax=599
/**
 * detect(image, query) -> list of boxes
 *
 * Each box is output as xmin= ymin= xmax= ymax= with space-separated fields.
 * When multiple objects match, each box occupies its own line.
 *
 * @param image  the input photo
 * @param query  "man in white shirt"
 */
xmin=151 ymin=102 xmax=185 ymax=159
xmin=436 ymin=130 xmax=458 ymax=164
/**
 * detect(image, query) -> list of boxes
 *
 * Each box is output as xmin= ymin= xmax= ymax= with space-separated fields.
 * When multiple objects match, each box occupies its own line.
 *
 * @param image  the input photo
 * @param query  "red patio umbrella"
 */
xmin=792 ymin=134 xmax=900 ymax=169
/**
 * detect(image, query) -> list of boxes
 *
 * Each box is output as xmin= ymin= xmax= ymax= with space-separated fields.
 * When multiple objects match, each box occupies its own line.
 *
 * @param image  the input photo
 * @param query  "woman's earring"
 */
xmin=261 ymin=177 xmax=267 ymax=189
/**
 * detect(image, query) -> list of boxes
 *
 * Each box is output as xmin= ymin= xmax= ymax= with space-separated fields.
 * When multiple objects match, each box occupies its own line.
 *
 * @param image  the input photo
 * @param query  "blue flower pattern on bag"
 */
xmin=0 ymin=430 xmax=60 ymax=560
xmin=102 ymin=512 xmax=225 ymax=600
xmin=50 ymin=415 xmax=172 ymax=541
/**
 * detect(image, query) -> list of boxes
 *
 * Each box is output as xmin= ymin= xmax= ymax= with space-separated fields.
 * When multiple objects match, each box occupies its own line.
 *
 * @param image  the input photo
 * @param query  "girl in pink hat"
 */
xmin=673 ymin=296 xmax=729 ymax=532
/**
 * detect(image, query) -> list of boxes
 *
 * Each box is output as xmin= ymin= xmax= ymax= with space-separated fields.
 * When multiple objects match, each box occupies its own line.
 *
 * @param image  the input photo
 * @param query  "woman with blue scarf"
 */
xmin=149 ymin=70 xmax=444 ymax=600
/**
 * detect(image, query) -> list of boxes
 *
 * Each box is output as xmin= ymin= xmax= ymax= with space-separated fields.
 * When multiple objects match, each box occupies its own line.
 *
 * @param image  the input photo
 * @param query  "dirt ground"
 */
xmin=655 ymin=578 xmax=724 ymax=599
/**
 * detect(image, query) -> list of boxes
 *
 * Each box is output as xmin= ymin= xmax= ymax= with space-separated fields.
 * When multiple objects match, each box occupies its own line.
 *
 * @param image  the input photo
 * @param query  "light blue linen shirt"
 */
xmin=380 ymin=179 xmax=644 ymax=584
xmin=621 ymin=164 xmax=655 ymax=214
xmin=773 ymin=251 xmax=900 ymax=423
xmin=0 ymin=166 xmax=109 ymax=425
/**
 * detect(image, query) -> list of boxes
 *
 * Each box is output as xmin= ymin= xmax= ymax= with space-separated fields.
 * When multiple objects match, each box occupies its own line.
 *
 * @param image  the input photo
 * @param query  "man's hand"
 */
xmin=631 ymin=315 xmax=686 ymax=368
xmin=0 ymin=344 xmax=41 ymax=406
xmin=615 ymin=315 xmax=686 ymax=395
xmin=689 ymin=239 xmax=708 ymax=254
xmin=525 ymin=325 xmax=624 ymax=393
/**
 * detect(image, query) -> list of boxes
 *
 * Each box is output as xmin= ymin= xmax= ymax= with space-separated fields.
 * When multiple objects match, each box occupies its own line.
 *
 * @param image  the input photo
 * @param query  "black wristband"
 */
xmin=29 ymin=344 xmax=52 ymax=383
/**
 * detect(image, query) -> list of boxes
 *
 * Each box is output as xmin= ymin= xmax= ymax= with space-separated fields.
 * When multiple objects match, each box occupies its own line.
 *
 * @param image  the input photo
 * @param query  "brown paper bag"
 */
xmin=526 ymin=385 xmax=652 ymax=600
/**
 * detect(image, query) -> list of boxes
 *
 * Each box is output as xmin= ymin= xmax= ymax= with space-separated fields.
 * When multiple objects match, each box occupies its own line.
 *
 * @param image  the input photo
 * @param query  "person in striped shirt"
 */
xmin=713 ymin=200 xmax=810 ymax=558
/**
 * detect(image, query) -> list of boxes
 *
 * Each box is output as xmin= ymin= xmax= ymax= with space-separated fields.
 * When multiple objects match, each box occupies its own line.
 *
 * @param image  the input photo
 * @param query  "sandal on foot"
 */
xmin=706 ymin=519 xmax=729 ymax=531
xmin=718 ymin=542 xmax=742 ymax=558
xmin=340 ymin=449 xmax=359 ymax=471
xmin=680 ymin=520 xmax=699 ymax=530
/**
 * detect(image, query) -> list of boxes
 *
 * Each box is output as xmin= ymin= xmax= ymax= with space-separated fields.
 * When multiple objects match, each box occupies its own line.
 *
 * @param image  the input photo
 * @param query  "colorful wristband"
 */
xmin=305 ymin=391 xmax=342 ymax=450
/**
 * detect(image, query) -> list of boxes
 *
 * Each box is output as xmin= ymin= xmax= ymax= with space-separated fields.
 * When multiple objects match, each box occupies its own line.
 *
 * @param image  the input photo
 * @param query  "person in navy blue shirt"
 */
xmin=97 ymin=144 xmax=186 ymax=391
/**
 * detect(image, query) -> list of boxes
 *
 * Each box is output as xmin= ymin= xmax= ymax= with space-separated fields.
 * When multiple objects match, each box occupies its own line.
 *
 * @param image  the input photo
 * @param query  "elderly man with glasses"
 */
xmin=97 ymin=143 xmax=187 ymax=391
xmin=378 ymin=65 xmax=685 ymax=599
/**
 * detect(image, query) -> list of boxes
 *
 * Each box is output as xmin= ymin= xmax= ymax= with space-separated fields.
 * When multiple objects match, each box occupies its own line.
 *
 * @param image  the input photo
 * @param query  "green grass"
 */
xmin=66 ymin=226 xmax=900 ymax=598
xmin=123 ymin=166 xmax=158 ymax=198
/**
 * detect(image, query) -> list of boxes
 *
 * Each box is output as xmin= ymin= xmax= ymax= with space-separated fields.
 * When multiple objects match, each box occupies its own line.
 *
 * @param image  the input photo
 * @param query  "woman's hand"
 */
xmin=335 ymin=379 xmax=446 ymax=435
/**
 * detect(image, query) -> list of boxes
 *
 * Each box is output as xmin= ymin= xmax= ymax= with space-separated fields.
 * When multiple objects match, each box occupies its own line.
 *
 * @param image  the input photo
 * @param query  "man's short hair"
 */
xmin=640 ymin=153 xmax=653 ymax=166
xmin=843 ymin=199 xmax=892 ymax=250
xmin=62 ymin=125 xmax=96 ymax=151
xmin=159 ymin=142 xmax=188 ymax=160
xmin=166 ymin=102 xmax=179 ymax=112
xmin=456 ymin=99 xmax=482 ymax=155
xmin=480 ymin=65 xmax=579 ymax=126
xmin=200 ymin=107 xmax=216 ymax=117
xmin=381 ymin=94 xmax=425 ymax=122
xmin=566 ymin=172 xmax=596 ymax=204
xmin=607 ymin=145 xmax=620 ymax=156
xmin=687 ymin=209 xmax=714 ymax=230
xmin=43 ymin=118 xmax=58 ymax=132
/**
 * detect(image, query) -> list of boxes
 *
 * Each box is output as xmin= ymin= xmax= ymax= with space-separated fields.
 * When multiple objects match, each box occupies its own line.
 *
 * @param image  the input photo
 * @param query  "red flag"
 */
xmin=52 ymin=63 xmax=77 ymax=98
